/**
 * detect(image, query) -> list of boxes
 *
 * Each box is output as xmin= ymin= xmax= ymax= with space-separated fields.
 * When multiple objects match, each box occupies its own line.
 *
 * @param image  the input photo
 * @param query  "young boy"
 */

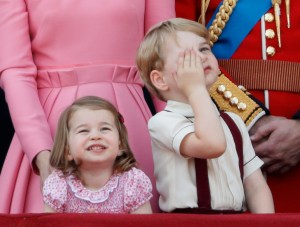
xmin=136 ymin=18 xmax=274 ymax=214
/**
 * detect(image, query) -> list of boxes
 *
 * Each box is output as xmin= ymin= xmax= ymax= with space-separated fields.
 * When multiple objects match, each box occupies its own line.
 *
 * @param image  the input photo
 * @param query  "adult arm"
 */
xmin=144 ymin=0 xmax=175 ymax=33
xmin=250 ymin=116 xmax=300 ymax=174
xmin=0 ymin=1 xmax=53 ymax=178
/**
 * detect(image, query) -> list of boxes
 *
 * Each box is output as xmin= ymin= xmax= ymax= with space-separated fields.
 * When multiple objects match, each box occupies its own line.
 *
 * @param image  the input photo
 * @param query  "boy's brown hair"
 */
xmin=50 ymin=96 xmax=137 ymax=176
xmin=136 ymin=17 xmax=210 ymax=101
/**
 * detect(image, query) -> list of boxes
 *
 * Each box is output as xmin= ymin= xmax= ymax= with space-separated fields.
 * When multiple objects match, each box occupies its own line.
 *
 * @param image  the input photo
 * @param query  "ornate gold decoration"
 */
xmin=237 ymin=85 xmax=251 ymax=95
xmin=217 ymin=84 xmax=226 ymax=93
xmin=224 ymin=90 xmax=233 ymax=99
xmin=272 ymin=0 xmax=282 ymax=47
xmin=264 ymin=13 xmax=274 ymax=22
xmin=217 ymin=85 xmax=246 ymax=108
xmin=237 ymin=102 xmax=247 ymax=111
xmin=229 ymin=97 xmax=239 ymax=105
xmin=199 ymin=0 xmax=291 ymax=47
xmin=198 ymin=0 xmax=211 ymax=25
xmin=199 ymin=0 xmax=238 ymax=46
xmin=266 ymin=46 xmax=276 ymax=56
xmin=209 ymin=74 xmax=264 ymax=127
xmin=265 ymin=29 xmax=275 ymax=39
xmin=285 ymin=0 xmax=290 ymax=28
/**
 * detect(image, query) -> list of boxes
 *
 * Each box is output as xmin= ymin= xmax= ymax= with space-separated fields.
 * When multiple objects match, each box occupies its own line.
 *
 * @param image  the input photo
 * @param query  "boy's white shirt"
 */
xmin=148 ymin=100 xmax=263 ymax=212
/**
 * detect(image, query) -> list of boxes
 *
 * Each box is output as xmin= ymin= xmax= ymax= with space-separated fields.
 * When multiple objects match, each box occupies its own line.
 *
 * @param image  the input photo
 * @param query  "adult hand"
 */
xmin=250 ymin=116 xmax=300 ymax=174
xmin=34 ymin=150 xmax=52 ymax=189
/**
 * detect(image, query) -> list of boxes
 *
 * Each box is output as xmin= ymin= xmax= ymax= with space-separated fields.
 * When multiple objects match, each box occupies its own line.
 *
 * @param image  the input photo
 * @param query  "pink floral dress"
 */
xmin=43 ymin=168 xmax=152 ymax=213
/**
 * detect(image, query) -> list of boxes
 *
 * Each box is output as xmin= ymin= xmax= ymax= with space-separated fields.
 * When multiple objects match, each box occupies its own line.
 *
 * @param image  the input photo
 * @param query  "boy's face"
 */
xmin=163 ymin=31 xmax=219 ymax=90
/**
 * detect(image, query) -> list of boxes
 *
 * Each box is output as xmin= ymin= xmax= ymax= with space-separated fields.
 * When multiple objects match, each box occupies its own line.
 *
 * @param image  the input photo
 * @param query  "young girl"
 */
xmin=43 ymin=96 xmax=152 ymax=213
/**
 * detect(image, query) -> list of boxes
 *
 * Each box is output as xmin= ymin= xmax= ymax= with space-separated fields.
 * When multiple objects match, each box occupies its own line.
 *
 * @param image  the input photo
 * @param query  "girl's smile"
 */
xmin=67 ymin=108 xmax=121 ymax=168
xmin=86 ymin=143 xmax=107 ymax=152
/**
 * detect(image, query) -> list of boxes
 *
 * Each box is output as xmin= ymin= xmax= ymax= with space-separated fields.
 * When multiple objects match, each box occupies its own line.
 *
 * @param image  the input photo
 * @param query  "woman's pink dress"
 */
xmin=0 ymin=0 xmax=175 ymax=213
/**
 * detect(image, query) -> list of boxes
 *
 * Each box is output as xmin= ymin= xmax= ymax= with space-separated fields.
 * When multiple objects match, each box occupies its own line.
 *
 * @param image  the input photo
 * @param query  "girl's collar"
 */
xmin=67 ymin=173 xmax=120 ymax=203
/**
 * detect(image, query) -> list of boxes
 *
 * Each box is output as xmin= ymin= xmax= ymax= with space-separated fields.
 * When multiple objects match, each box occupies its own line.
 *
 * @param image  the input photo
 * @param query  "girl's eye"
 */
xmin=100 ymin=127 xmax=111 ymax=132
xmin=78 ymin=129 xmax=88 ymax=134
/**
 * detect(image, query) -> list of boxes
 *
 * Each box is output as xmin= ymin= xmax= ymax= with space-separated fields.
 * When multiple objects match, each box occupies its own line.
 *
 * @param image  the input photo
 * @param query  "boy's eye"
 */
xmin=199 ymin=47 xmax=211 ymax=52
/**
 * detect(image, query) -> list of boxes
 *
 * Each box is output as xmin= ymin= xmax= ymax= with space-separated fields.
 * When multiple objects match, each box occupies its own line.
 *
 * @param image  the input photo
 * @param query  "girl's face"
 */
xmin=67 ymin=108 xmax=120 ymax=171
xmin=163 ymin=31 xmax=219 ymax=90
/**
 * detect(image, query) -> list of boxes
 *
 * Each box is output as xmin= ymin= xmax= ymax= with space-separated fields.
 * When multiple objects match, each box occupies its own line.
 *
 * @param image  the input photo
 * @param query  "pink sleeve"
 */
xmin=124 ymin=168 xmax=153 ymax=212
xmin=43 ymin=170 xmax=67 ymax=212
xmin=144 ymin=0 xmax=176 ymax=33
xmin=0 ymin=1 xmax=53 ymax=167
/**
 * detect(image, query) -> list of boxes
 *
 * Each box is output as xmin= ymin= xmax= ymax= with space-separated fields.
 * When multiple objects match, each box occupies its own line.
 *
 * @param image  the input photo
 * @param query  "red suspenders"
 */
xmin=172 ymin=111 xmax=244 ymax=214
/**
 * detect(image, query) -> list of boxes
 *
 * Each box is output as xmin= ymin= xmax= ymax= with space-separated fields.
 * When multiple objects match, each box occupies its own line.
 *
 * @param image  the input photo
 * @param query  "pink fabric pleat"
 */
xmin=1 ymin=65 xmax=158 ymax=213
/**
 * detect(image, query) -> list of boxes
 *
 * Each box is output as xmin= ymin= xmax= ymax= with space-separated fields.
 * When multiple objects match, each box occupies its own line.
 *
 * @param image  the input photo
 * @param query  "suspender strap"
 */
xmin=194 ymin=158 xmax=211 ymax=209
xmin=194 ymin=111 xmax=244 ymax=211
xmin=220 ymin=111 xmax=244 ymax=179
xmin=165 ymin=109 xmax=244 ymax=213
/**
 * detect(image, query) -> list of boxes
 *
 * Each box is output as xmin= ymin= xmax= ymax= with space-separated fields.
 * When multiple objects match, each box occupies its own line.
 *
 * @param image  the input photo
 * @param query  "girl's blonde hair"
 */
xmin=136 ymin=17 xmax=210 ymax=101
xmin=50 ymin=96 xmax=137 ymax=176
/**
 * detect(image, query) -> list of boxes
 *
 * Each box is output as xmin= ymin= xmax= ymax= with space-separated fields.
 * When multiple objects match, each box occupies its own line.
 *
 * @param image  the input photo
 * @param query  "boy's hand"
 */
xmin=174 ymin=49 xmax=206 ymax=98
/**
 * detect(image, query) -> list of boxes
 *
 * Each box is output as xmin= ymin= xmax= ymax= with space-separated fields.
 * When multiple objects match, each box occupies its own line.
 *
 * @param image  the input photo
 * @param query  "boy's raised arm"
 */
xmin=177 ymin=50 xmax=226 ymax=159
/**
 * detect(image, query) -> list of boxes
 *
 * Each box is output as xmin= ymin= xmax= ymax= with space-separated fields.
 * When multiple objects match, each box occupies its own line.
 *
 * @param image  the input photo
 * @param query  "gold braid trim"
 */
xmin=207 ymin=0 xmax=238 ymax=46
xmin=198 ymin=1 xmax=266 ymax=128
xmin=209 ymin=74 xmax=264 ymax=127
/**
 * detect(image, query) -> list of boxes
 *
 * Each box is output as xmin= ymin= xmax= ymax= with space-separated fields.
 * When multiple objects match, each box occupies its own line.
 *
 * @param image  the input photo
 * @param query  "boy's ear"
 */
xmin=150 ymin=70 xmax=168 ymax=91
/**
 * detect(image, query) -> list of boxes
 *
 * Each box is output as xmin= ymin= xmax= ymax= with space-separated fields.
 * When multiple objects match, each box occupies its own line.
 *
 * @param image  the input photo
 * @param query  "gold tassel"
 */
xmin=272 ymin=0 xmax=282 ymax=48
xmin=201 ymin=0 xmax=206 ymax=25
xmin=198 ymin=0 xmax=211 ymax=25
xmin=285 ymin=0 xmax=290 ymax=28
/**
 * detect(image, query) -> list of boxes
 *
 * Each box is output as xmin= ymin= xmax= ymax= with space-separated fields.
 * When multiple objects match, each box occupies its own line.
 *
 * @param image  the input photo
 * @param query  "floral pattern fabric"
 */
xmin=43 ymin=168 xmax=152 ymax=213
